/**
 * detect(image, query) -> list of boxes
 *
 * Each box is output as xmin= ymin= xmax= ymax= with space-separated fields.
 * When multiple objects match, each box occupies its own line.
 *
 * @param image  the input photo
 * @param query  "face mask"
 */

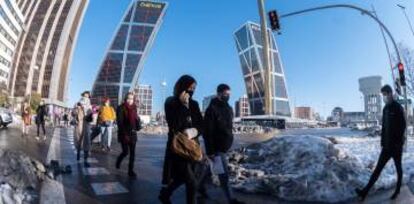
xmin=186 ymin=90 xmax=194 ymax=98
xmin=383 ymin=96 xmax=391 ymax=104
xmin=221 ymin=95 xmax=230 ymax=102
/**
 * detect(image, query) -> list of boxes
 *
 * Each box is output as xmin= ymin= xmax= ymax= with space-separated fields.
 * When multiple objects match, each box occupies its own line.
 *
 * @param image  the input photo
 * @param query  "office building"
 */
xmin=0 ymin=0 xmax=24 ymax=89
xmin=234 ymin=21 xmax=291 ymax=117
xmin=91 ymin=0 xmax=167 ymax=105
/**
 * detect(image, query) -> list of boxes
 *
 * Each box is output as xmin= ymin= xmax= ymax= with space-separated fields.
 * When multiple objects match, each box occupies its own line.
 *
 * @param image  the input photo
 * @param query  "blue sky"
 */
xmin=70 ymin=0 xmax=414 ymax=118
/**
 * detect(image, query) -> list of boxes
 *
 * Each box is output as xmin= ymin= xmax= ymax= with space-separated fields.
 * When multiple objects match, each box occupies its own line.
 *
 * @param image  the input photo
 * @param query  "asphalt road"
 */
xmin=1 ymin=125 xmax=413 ymax=204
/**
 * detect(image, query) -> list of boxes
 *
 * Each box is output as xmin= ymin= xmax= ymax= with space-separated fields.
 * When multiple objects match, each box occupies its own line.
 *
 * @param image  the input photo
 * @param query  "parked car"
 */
xmin=0 ymin=108 xmax=13 ymax=127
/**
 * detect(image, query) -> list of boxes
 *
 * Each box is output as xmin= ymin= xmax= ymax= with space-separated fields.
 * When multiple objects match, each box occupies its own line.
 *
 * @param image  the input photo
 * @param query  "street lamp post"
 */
xmin=161 ymin=79 xmax=167 ymax=128
xmin=397 ymin=4 xmax=414 ymax=37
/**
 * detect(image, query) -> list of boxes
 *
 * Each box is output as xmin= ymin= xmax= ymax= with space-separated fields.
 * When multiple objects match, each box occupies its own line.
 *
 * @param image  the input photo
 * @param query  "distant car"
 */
xmin=0 ymin=108 xmax=13 ymax=128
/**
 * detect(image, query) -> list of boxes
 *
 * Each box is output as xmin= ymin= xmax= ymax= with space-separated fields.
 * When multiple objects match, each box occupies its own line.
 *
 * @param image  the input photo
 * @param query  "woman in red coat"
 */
xmin=115 ymin=92 xmax=141 ymax=178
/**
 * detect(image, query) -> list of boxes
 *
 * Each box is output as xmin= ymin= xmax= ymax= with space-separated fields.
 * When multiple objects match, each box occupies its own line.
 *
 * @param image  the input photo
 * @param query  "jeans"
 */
xmin=217 ymin=152 xmax=233 ymax=202
xmin=198 ymin=152 xmax=233 ymax=203
xmin=100 ymin=121 xmax=113 ymax=148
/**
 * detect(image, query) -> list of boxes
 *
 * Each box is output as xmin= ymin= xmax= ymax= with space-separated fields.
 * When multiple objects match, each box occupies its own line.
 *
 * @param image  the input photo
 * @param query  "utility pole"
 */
xmin=257 ymin=0 xmax=273 ymax=115
xmin=397 ymin=4 xmax=414 ymax=37
xmin=161 ymin=78 xmax=167 ymax=128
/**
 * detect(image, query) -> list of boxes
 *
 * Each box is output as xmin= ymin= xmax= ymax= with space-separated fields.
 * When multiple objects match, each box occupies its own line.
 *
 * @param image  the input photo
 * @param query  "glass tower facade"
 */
xmin=234 ymin=22 xmax=291 ymax=117
xmin=91 ymin=0 xmax=167 ymax=105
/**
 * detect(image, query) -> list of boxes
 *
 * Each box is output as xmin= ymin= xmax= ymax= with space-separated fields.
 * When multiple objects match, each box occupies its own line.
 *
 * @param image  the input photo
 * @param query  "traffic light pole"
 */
xmin=258 ymin=0 xmax=273 ymax=116
xmin=277 ymin=3 xmax=410 ymax=143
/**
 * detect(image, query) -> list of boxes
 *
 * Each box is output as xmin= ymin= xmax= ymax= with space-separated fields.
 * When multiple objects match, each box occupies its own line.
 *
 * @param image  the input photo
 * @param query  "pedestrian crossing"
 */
xmin=91 ymin=182 xmax=129 ymax=196
xmin=61 ymin=128 xmax=130 ymax=198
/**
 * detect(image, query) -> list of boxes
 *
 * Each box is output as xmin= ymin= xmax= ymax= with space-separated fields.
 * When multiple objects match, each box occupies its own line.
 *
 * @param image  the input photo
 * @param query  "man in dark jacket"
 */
xmin=356 ymin=84 xmax=406 ymax=201
xmin=36 ymin=100 xmax=48 ymax=140
xmin=203 ymin=84 xmax=244 ymax=204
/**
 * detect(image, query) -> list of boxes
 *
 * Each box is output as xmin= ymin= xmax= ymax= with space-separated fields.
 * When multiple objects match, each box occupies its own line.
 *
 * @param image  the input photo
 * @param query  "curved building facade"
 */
xmin=0 ymin=0 xmax=24 ymax=89
xmin=91 ymin=0 xmax=167 ymax=105
xmin=9 ymin=0 xmax=89 ymax=106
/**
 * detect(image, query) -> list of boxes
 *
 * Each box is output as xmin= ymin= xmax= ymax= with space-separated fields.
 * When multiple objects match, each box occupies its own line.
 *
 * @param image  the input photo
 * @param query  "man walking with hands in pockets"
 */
xmin=203 ymin=84 xmax=244 ymax=204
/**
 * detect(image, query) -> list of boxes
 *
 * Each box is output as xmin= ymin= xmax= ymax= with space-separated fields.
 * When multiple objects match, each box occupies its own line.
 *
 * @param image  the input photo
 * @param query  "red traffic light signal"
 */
xmin=268 ymin=10 xmax=280 ymax=31
xmin=398 ymin=62 xmax=404 ymax=71
xmin=397 ymin=62 xmax=406 ymax=86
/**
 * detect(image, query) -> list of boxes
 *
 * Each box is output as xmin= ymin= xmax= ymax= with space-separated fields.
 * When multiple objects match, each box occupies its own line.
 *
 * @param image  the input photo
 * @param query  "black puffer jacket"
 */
xmin=203 ymin=97 xmax=234 ymax=155
xmin=381 ymin=100 xmax=406 ymax=151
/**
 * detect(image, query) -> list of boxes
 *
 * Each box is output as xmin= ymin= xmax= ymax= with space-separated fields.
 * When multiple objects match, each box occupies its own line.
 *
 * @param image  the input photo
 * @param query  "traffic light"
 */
xmin=398 ymin=62 xmax=406 ymax=86
xmin=268 ymin=10 xmax=280 ymax=31
xmin=395 ymin=80 xmax=401 ymax=95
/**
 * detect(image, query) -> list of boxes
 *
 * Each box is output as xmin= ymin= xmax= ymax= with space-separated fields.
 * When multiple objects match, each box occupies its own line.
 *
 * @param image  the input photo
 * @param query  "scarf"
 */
xmin=123 ymin=102 xmax=137 ymax=130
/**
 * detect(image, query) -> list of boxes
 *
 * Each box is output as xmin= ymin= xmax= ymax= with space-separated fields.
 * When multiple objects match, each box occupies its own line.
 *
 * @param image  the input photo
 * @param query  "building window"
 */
xmin=0 ymin=24 xmax=16 ymax=45
xmin=0 ymin=6 xmax=20 ymax=35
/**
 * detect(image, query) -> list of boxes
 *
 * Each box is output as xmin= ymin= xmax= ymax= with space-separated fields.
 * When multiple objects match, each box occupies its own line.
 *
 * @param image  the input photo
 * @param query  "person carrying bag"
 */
xmin=159 ymin=75 xmax=203 ymax=204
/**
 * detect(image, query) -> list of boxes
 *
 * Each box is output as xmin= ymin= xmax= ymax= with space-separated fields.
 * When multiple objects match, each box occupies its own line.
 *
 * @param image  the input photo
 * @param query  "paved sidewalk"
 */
xmin=1 ymin=126 xmax=413 ymax=203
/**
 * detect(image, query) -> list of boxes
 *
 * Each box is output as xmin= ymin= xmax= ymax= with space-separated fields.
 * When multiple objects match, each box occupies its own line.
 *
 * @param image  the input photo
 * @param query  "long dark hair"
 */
xmin=123 ymin=92 xmax=135 ymax=104
xmin=173 ymin=75 xmax=197 ymax=97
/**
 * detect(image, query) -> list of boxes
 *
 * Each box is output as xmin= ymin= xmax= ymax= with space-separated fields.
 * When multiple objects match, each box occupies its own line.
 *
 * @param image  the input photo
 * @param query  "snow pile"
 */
xmin=335 ymin=136 xmax=414 ymax=189
xmin=229 ymin=135 xmax=414 ymax=203
xmin=0 ymin=150 xmax=46 ymax=204
xmin=141 ymin=125 xmax=168 ymax=135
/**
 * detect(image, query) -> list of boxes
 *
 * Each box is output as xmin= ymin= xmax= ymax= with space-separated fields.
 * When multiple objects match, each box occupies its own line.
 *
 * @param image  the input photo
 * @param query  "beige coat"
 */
xmin=75 ymin=106 xmax=84 ymax=150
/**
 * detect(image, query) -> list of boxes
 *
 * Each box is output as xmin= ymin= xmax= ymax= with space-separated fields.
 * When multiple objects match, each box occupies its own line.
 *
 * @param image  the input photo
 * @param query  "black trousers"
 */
xmin=117 ymin=142 xmax=136 ymax=171
xmin=363 ymin=147 xmax=403 ymax=194
xmin=164 ymin=163 xmax=197 ymax=204
xmin=37 ymin=122 xmax=46 ymax=136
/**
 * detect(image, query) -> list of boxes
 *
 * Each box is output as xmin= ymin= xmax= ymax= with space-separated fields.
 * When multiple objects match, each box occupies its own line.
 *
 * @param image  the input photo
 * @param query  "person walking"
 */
xmin=63 ymin=111 xmax=69 ymax=127
xmin=115 ymin=92 xmax=141 ymax=178
xmin=21 ymin=101 xmax=31 ymax=137
xmin=355 ymin=85 xmax=406 ymax=201
xmin=36 ymin=100 xmax=48 ymax=140
xmin=75 ymin=102 xmax=84 ymax=161
xmin=201 ymin=85 xmax=245 ymax=201
xmin=158 ymin=75 xmax=203 ymax=204
xmin=89 ymin=105 xmax=101 ymax=144
xmin=53 ymin=107 xmax=61 ymax=127
xmin=78 ymin=91 xmax=93 ymax=167
xmin=99 ymin=97 xmax=116 ymax=152
xmin=202 ymin=84 xmax=245 ymax=204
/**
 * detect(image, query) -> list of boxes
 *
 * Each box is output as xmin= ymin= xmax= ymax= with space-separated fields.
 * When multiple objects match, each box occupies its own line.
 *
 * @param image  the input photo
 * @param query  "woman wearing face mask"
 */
xmin=159 ymin=75 xmax=203 ymax=204
xmin=116 ymin=92 xmax=141 ymax=178
xmin=21 ymin=101 xmax=31 ymax=137
xmin=99 ymin=97 xmax=116 ymax=152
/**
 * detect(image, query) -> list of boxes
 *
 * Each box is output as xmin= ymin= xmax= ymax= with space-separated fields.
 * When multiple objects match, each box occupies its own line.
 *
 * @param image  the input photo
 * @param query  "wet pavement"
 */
xmin=0 ymin=126 xmax=413 ymax=204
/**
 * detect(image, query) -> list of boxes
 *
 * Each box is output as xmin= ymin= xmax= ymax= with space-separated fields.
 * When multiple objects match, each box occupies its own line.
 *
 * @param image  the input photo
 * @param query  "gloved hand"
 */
xmin=184 ymin=128 xmax=198 ymax=139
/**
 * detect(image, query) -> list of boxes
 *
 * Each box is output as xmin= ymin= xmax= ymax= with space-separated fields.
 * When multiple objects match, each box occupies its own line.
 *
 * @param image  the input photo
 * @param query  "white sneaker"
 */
xmin=35 ymin=136 xmax=40 ymax=141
